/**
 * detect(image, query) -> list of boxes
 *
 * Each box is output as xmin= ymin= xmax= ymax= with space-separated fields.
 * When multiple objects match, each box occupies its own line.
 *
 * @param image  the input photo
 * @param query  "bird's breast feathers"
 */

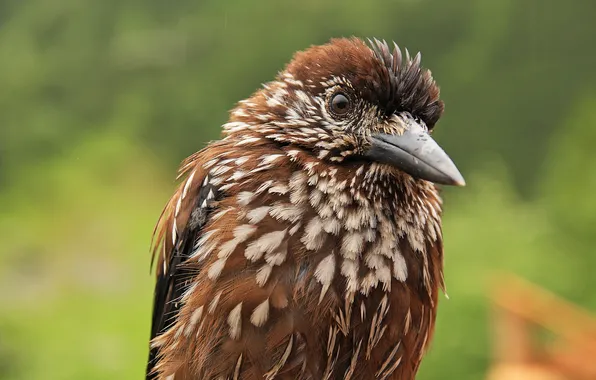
xmin=149 ymin=141 xmax=445 ymax=379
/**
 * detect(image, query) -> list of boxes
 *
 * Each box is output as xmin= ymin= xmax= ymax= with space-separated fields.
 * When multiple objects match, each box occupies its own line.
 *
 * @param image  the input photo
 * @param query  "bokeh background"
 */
xmin=1 ymin=0 xmax=595 ymax=379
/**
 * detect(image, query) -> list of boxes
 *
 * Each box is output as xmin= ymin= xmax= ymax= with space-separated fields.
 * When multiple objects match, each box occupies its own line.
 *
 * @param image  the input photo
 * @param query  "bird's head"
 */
xmin=225 ymin=37 xmax=465 ymax=187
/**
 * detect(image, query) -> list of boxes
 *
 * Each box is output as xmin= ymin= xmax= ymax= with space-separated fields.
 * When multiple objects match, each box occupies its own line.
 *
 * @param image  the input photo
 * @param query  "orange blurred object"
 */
xmin=487 ymin=274 xmax=596 ymax=380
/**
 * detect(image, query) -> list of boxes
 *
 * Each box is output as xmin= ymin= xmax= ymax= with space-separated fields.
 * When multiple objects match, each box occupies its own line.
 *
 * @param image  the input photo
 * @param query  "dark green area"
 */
xmin=1 ymin=0 xmax=594 ymax=378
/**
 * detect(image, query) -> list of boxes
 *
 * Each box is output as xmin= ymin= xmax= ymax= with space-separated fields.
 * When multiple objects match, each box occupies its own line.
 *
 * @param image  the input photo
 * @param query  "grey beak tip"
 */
xmin=452 ymin=177 xmax=466 ymax=187
xmin=442 ymin=166 xmax=466 ymax=187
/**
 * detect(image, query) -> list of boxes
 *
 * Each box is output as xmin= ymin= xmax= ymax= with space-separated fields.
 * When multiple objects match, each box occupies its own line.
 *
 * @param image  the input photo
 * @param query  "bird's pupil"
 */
xmin=331 ymin=93 xmax=349 ymax=114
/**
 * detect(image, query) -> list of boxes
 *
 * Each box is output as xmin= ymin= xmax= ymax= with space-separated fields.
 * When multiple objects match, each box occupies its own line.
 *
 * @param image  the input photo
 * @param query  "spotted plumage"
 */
xmin=147 ymin=37 xmax=464 ymax=380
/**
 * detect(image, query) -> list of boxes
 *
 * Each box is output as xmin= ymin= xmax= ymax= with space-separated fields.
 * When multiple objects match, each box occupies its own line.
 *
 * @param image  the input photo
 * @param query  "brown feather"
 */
xmin=147 ymin=37 xmax=452 ymax=380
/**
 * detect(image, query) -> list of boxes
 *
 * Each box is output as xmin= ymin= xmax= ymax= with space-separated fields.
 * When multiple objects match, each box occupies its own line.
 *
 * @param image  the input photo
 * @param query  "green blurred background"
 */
xmin=1 ymin=0 xmax=595 ymax=379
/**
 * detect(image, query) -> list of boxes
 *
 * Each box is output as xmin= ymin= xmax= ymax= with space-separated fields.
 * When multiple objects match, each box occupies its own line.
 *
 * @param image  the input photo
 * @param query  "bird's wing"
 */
xmin=146 ymin=152 xmax=217 ymax=379
xmin=146 ymin=143 xmax=333 ymax=379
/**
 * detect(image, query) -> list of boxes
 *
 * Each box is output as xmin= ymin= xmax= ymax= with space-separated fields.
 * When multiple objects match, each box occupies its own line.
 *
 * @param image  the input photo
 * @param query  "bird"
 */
xmin=146 ymin=37 xmax=465 ymax=380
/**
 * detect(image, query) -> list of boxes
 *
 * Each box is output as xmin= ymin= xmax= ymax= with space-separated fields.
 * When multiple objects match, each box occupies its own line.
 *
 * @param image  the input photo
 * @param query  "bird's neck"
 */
xmin=283 ymin=145 xmax=446 ymax=297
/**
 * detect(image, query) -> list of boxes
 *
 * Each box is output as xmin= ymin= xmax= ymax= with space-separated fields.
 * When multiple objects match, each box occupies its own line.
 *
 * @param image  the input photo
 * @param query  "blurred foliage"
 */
xmin=0 ymin=0 xmax=595 ymax=379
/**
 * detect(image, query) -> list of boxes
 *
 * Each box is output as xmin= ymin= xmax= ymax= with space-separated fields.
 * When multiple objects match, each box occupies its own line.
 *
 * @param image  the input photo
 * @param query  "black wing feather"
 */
xmin=146 ymin=180 xmax=219 ymax=379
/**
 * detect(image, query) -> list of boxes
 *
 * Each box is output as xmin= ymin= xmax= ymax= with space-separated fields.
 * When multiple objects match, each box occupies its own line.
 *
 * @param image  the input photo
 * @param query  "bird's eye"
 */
xmin=330 ymin=93 xmax=351 ymax=115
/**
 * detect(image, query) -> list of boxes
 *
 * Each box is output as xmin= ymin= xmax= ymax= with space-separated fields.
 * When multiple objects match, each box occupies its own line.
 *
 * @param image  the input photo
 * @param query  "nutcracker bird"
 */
xmin=147 ymin=37 xmax=465 ymax=380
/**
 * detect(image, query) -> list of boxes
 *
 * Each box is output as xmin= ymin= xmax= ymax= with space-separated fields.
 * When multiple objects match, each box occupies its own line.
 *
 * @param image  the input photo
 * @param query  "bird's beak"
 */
xmin=365 ymin=119 xmax=465 ymax=186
